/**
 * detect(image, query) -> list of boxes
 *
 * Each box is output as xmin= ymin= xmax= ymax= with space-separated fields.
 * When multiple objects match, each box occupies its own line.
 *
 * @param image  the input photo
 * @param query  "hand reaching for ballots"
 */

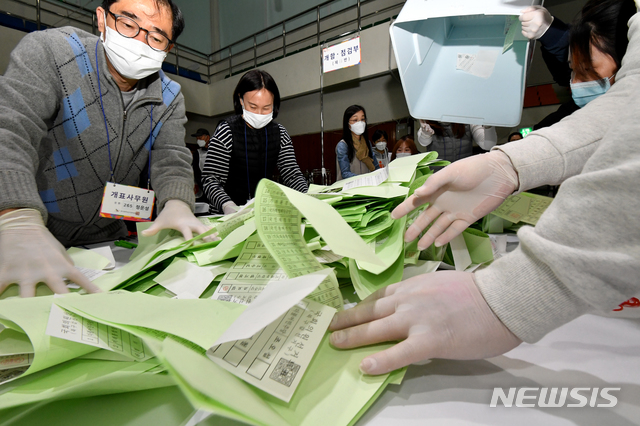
xmin=0 ymin=209 xmax=101 ymax=297
xmin=391 ymin=151 xmax=519 ymax=249
xmin=329 ymin=271 xmax=522 ymax=375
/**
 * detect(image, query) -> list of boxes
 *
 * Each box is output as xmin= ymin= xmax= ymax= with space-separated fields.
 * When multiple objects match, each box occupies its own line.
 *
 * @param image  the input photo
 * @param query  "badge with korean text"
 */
xmin=100 ymin=182 xmax=155 ymax=221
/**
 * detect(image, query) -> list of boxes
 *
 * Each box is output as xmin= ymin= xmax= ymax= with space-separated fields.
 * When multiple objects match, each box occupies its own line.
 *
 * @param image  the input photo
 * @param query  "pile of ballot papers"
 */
xmin=0 ymin=152 xmax=503 ymax=426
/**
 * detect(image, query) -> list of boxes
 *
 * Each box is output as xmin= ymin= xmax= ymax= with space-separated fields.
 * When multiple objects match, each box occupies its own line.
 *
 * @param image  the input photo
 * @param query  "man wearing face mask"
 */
xmin=201 ymin=69 xmax=308 ymax=215
xmin=0 ymin=0 xmax=209 ymax=298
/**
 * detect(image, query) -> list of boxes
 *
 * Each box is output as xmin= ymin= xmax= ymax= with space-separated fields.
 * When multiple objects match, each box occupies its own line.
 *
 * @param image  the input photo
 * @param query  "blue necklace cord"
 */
xmin=95 ymin=39 xmax=153 ymax=188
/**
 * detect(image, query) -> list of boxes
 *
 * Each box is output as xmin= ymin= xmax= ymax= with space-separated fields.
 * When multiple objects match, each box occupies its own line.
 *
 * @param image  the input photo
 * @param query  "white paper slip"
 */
xmin=213 ymin=269 xmax=332 ymax=346
xmin=450 ymin=233 xmax=472 ymax=272
xmin=456 ymin=50 xmax=500 ymax=79
xmin=207 ymin=299 xmax=335 ymax=402
xmin=45 ymin=303 xmax=154 ymax=361
xmin=154 ymin=258 xmax=214 ymax=299
xmin=89 ymin=246 xmax=116 ymax=269
xmin=343 ymin=167 xmax=389 ymax=191
xmin=67 ymin=267 xmax=110 ymax=289
xmin=456 ymin=53 xmax=475 ymax=73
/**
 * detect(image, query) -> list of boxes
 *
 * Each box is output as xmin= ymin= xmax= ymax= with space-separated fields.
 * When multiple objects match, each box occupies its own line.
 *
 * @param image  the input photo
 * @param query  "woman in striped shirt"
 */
xmin=201 ymin=69 xmax=308 ymax=214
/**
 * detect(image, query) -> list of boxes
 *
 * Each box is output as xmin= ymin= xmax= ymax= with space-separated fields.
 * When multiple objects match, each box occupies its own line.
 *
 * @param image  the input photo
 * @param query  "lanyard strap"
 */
xmin=95 ymin=39 xmax=153 ymax=188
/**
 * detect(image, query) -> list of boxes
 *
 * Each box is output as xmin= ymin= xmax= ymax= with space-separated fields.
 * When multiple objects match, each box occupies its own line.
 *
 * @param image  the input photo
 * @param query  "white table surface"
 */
xmin=97 ymin=242 xmax=640 ymax=426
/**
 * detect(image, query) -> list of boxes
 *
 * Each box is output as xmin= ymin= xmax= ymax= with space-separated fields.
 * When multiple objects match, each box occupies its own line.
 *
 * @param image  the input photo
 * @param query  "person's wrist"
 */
xmin=488 ymin=151 xmax=519 ymax=192
xmin=0 ymin=208 xmax=46 ymax=230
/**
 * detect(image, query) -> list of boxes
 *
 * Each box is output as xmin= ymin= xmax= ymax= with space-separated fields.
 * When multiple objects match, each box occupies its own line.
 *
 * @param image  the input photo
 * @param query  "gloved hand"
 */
xmin=329 ymin=271 xmax=522 ymax=375
xmin=141 ymin=199 xmax=211 ymax=241
xmin=417 ymin=120 xmax=435 ymax=147
xmin=0 ymin=209 xmax=101 ymax=297
xmin=520 ymin=6 xmax=554 ymax=40
xmin=392 ymin=151 xmax=519 ymax=249
xmin=222 ymin=201 xmax=240 ymax=215
xmin=419 ymin=120 xmax=434 ymax=135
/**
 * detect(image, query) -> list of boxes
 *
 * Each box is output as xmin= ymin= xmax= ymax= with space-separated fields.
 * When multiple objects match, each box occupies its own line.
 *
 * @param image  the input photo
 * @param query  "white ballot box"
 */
xmin=390 ymin=0 xmax=542 ymax=127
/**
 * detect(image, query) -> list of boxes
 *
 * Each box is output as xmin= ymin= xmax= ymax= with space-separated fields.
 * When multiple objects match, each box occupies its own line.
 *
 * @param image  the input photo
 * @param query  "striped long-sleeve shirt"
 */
xmin=201 ymin=120 xmax=308 ymax=213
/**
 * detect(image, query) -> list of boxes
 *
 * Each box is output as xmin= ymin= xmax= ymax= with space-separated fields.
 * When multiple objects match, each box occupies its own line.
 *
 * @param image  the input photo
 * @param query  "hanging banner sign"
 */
xmin=322 ymin=36 xmax=361 ymax=73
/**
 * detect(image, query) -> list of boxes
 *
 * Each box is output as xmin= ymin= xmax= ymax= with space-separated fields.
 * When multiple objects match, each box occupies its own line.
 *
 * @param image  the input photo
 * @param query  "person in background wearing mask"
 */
xmin=417 ymin=120 xmax=496 ymax=162
xmin=507 ymin=131 xmax=523 ymax=142
xmin=371 ymin=129 xmax=390 ymax=169
xmin=520 ymin=1 xmax=636 ymax=129
xmin=191 ymin=128 xmax=210 ymax=201
xmin=202 ymin=69 xmax=308 ymax=215
xmin=335 ymin=105 xmax=380 ymax=180
xmin=390 ymin=135 xmax=418 ymax=161
xmin=0 ymin=0 xmax=209 ymax=298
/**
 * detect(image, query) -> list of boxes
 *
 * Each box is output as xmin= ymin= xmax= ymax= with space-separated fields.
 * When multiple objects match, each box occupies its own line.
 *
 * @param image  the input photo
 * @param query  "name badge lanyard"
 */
xmin=244 ymin=123 xmax=268 ymax=199
xmin=95 ymin=39 xmax=153 ymax=187
xmin=95 ymin=39 xmax=155 ymax=222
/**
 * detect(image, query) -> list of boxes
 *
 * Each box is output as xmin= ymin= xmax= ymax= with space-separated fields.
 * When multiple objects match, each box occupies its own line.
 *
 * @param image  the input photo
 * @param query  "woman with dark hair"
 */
xmin=568 ymin=0 xmax=637 ymax=107
xmin=202 ymin=69 xmax=308 ymax=214
xmin=335 ymin=105 xmax=380 ymax=180
xmin=507 ymin=132 xmax=523 ymax=142
xmin=371 ymin=129 xmax=390 ymax=169
xmin=525 ymin=0 xmax=636 ymax=129
xmin=390 ymin=135 xmax=419 ymax=162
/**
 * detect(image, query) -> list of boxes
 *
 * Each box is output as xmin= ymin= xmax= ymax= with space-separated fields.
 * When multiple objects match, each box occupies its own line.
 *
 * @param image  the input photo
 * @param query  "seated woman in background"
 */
xmin=371 ymin=129 xmax=390 ymax=169
xmin=335 ymin=105 xmax=380 ymax=180
xmin=416 ymin=120 xmax=497 ymax=162
xmin=202 ymin=69 xmax=308 ymax=214
xmin=390 ymin=135 xmax=419 ymax=161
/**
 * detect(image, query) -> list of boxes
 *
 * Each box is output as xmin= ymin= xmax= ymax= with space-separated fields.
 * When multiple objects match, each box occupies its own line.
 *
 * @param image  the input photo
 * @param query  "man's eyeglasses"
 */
xmin=106 ymin=10 xmax=173 ymax=52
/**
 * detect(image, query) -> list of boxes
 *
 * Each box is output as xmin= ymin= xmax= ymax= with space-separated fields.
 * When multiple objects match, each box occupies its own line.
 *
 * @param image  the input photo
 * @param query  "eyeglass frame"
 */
xmin=105 ymin=9 xmax=174 ymax=52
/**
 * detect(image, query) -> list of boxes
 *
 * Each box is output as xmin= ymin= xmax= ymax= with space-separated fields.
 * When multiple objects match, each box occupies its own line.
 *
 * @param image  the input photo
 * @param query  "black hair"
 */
xmin=101 ymin=0 xmax=185 ymax=42
xmin=508 ymin=131 xmax=523 ymax=141
xmin=371 ymin=129 xmax=389 ymax=143
xmin=342 ymin=104 xmax=370 ymax=162
xmin=233 ymin=69 xmax=281 ymax=119
xmin=569 ymin=0 xmax=636 ymax=82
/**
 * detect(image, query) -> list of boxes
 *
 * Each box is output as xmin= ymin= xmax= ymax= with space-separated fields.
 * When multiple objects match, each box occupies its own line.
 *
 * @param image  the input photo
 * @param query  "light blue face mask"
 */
xmin=570 ymin=76 xmax=613 ymax=108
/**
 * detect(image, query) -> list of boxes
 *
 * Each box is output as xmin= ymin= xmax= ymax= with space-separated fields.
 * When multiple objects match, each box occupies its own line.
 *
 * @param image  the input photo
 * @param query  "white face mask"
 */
xmin=242 ymin=108 xmax=273 ymax=129
xmin=349 ymin=121 xmax=366 ymax=136
xmin=395 ymin=152 xmax=411 ymax=158
xmin=196 ymin=139 xmax=206 ymax=148
xmin=375 ymin=141 xmax=387 ymax=151
xmin=101 ymin=14 xmax=167 ymax=80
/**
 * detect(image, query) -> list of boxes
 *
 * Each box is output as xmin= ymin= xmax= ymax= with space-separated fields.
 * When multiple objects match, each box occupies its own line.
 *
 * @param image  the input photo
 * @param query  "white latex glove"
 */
xmin=141 ymin=199 xmax=211 ymax=241
xmin=417 ymin=120 xmax=435 ymax=147
xmin=520 ymin=6 xmax=554 ymax=40
xmin=419 ymin=120 xmax=434 ymax=135
xmin=329 ymin=271 xmax=522 ymax=375
xmin=0 ymin=209 xmax=101 ymax=297
xmin=222 ymin=201 xmax=240 ymax=215
xmin=392 ymin=151 xmax=518 ymax=249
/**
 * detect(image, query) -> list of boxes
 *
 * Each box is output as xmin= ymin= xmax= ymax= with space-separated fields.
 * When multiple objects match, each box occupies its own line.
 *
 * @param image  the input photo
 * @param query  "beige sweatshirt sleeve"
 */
xmin=475 ymin=14 xmax=640 ymax=343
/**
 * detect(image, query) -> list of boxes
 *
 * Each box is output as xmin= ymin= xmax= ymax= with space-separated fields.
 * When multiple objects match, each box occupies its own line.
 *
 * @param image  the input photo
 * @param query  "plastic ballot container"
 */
xmin=390 ymin=0 xmax=542 ymax=127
